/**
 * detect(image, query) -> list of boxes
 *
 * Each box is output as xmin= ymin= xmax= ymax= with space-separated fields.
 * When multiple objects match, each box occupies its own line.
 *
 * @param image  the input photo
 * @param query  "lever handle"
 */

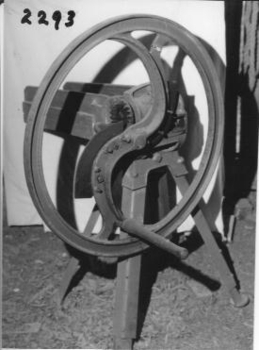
xmin=119 ymin=218 xmax=188 ymax=260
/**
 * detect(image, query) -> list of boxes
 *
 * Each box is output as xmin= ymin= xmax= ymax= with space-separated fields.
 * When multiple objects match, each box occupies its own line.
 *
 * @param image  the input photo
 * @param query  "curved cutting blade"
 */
xmin=75 ymin=121 xmax=124 ymax=198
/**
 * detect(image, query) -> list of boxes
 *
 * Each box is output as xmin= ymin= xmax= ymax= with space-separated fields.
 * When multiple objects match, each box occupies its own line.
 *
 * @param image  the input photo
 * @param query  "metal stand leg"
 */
xmin=174 ymin=174 xmax=249 ymax=307
xmin=58 ymin=256 xmax=80 ymax=305
xmin=113 ymin=167 xmax=147 ymax=350
xmin=113 ymin=255 xmax=142 ymax=350
xmin=58 ymin=204 xmax=101 ymax=305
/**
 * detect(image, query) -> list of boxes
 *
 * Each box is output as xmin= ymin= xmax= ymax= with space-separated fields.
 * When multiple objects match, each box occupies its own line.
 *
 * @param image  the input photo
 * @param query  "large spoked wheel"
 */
xmin=24 ymin=15 xmax=224 ymax=258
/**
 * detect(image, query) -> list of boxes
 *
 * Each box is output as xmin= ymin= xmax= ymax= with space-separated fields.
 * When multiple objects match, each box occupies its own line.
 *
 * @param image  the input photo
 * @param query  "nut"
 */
xmin=94 ymin=186 xmax=103 ymax=193
xmin=94 ymin=166 xmax=101 ymax=173
xmin=121 ymin=134 xmax=131 ymax=143
xmin=106 ymin=145 xmax=113 ymax=154
xmin=97 ymin=175 xmax=104 ymax=183
xmin=134 ymin=134 xmax=146 ymax=149
xmin=177 ymin=157 xmax=184 ymax=164
xmin=152 ymin=152 xmax=162 ymax=163
xmin=151 ymin=44 xmax=162 ymax=52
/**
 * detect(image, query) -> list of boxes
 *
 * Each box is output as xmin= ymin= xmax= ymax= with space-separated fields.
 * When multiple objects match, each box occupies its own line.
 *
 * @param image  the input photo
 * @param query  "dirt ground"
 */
xmin=2 ymin=192 xmax=256 ymax=350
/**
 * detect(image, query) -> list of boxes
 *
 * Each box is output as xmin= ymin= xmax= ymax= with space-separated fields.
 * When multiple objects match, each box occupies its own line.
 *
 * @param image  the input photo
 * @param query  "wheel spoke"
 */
xmin=149 ymin=34 xmax=169 ymax=80
xmin=170 ymin=47 xmax=186 ymax=83
xmin=82 ymin=204 xmax=100 ymax=236
xmin=95 ymin=217 xmax=117 ymax=240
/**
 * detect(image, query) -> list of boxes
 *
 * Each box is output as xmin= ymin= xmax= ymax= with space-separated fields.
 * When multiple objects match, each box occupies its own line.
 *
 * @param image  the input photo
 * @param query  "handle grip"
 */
xmin=119 ymin=218 xmax=188 ymax=259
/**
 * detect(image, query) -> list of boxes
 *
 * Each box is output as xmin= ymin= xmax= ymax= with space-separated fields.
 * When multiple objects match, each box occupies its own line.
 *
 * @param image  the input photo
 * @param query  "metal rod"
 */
xmin=119 ymin=218 xmax=188 ymax=260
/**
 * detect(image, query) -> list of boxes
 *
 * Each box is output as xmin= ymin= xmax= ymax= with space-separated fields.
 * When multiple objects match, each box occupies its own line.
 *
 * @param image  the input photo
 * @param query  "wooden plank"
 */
xmin=25 ymin=86 xmax=90 ymax=103
xmin=24 ymin=87 xmax=108 ymax=114
xmin=23 ymin=83 xmax=133 ymax=139
xmin=63 ymin=82 xmax=132 ymax=95
xmin=23 ymin=101 xmax=94 ymax=140
xmin=23 ymin=87 xmax=111 ymax=140
xmin=25 ymin=84 xmax=132 ymax=103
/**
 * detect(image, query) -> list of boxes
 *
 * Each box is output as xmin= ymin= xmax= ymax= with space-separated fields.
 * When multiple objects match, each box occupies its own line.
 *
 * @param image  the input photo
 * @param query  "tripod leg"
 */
xmin=58 ymin=204 xmax=100 ymax=304
xmin=174 ymin=175 xmax=249 ymax=307
xmin=113 ymin=185 xmax=146 ymax=349
xmin=58 ymin=256 xmax=80 ymax=305
xmin=113 ymin=254 xmax=142 ymax=350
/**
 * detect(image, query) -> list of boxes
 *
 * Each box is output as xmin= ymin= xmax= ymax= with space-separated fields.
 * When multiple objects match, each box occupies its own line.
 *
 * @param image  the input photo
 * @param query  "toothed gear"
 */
xmin=108 ymin=96 xmax=134 ymax=126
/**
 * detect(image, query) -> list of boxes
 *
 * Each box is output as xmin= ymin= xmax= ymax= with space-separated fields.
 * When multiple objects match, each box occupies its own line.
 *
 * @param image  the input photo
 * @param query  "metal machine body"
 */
xmin=23 ymin=15 xmax=249 ymax=350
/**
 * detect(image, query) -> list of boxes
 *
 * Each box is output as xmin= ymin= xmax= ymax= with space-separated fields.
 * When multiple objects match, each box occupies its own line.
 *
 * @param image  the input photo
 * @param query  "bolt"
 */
xmin=97 ymin=175 xmax=104 ymax=183
xmin=177 ymin=157 xmax=184 ymax=164
xmin=106 ymin=145 xmax=113 ymax=154
xmin=97 ymin=174 xmax=104 ymax=183
xmin=175 ymin=119 xmax=180 ymax=127
xmin=94 ymin=186 xmax=103 ymax=193
xmin=176 ymin=108 xmax=186 ymax=116
xmin=167 ymin=109 xmax=174 ymax=116
xmin=131 ymin=169 xmax=139 ymax=178
xmin=93 ymin=122 xmax=102 ymax=133
xmin=94 ymin=166 xmax=101 ymax=173
xmin=152 ymin=152 xmax=162 ymax=163
xmin=151 ymin=44 xmax=162 ymax=52
xmin=134 ymin=134 xmax=146 ymax=149
xmin=122 ymin=134 xmax=131 ymax=143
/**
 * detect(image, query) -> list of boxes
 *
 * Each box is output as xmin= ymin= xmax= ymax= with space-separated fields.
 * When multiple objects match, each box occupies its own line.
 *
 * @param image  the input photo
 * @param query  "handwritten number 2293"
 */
xmin=21 ymin=9 xmax=75 ymax=30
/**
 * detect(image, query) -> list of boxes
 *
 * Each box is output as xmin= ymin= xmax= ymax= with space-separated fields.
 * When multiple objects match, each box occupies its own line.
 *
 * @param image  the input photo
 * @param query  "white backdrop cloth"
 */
xmin=3 ymin=0 xmax=226 ymax=234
